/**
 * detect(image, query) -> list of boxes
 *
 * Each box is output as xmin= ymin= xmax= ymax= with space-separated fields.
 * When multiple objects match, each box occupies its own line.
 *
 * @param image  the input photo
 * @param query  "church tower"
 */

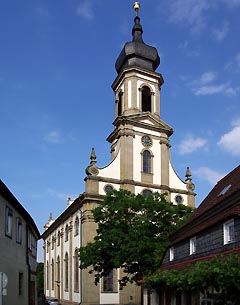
xmin=42 ymin=3 xmax=195 ymax=305
xmin=85 ymin=2 xmax=195 ymax=207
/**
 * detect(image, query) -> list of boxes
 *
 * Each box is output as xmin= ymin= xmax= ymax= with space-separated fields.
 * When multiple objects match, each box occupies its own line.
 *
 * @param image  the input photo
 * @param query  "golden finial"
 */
xmin=133 ymin=2 xmax=140 ymax=17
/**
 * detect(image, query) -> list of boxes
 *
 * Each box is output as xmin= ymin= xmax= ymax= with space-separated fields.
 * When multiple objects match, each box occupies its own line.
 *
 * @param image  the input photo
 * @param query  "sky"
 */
xmin=0 ymin=0 xmax=239 ymax=262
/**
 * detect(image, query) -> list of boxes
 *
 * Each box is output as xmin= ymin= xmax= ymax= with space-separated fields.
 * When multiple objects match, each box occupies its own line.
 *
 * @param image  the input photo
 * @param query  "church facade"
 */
xmin=42 ymin=3 xmax=195 ymax=305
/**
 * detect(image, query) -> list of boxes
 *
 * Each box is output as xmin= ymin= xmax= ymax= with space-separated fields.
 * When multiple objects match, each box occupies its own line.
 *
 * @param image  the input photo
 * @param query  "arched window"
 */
xmin=142 ymin=86 xmax=151 ymax=112
xmin=56 ymin=256 xmax=60 ymax=283
xmin=142 ymin=189 xmax=153 ymax=196
xmin=75 ymin=217 xmax=79 ymax=236
xmin=143 ymin=150 xmax=151 ymax=173
xmin=74 ymin=249 xmax=79 ymax=292
xmin=46 ymin=261 xmax=49 ymax=290
xmin=117 ymin=91 xmax=123 ymax=116
xmin=52 ymin=236 xmax=54 ymax=250
xmin=65 ymin=252 xmax=69 ymax=291
xmin=65 ymin=224 xmax=69 ymax=242
xmin=57 ymin=230 xmax=61 ymax=246
xmin=51 ymin=258 xmax=54 ymax=290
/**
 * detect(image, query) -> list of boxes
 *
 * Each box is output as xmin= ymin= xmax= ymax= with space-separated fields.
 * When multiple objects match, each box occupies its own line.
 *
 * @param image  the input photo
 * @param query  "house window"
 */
xmin=224 ymin=219 xmax=235 ymax=245
xmin=170 ymin=247 xmax=175 ymax=261
xmin=75 ymin=217 xmax=79 ymax=236
xmin=5 ymin=206 xmax=13 ymax=238
xmin=143 ymin=150 xmax=152 ymax=173
xmin=16 ymin=217 xmax=22 ymax=244
xmin=103 ymin=270 xmax=114 ymax=292
xmin=190 ymin=237 xmax=196 ymax=255
xmin=65 ymin=224 xmax=69 ymax=242
xmin=19 ymin=273 xmax=23 ymax=296
xmin=65 ymin=252 xmax=69 ymax=291
xmin=117 ymin=91 xmax=123 ymax=116
xmin=74 ymin=249 xmax=79 ymax=292
xmin=142 ymin=86 xmax=151 ymax=112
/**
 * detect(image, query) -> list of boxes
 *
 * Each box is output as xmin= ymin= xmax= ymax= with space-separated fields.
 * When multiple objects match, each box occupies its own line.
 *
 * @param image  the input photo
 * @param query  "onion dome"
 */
xmin=115 ymin=2 xmax=160 ymax=74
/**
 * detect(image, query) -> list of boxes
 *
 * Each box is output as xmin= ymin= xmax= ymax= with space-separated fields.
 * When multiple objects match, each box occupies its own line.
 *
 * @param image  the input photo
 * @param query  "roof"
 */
xmin=115 ymin=16 xmax=160 ymax=74
xmin=0 ymin=179 xmax=40 ymax=239
xmin=170 ymin=164 xmax=240 ymax=245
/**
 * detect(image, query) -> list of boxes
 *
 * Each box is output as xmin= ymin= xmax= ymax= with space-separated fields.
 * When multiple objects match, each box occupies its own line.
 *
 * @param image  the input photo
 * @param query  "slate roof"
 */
xmin=115 ymin=16 xmax=160 ymax=74
xmin=170 ymin=164 xmax=240 ymax=245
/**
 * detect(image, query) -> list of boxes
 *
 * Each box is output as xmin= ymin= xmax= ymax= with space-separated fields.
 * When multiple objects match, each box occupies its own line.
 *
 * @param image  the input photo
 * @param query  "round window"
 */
xmin=175 ymin=195 xmax=183 ymax=204
xmin=105 ymin=185 xmax=114 ymax=193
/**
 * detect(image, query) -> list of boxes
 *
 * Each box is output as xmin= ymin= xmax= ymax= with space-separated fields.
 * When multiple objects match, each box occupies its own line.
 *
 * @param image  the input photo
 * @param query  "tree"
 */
xmin=145 ymin=253 xmax=240 ymax=305
xmin=79 ymin=189 xmax=193 ymax=288
xmin=36 ymin=262 xmax=44 ymax=296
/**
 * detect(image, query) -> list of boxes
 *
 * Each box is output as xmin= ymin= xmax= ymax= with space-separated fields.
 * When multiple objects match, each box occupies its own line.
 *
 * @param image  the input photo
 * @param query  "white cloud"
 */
xmin=77 ymin=0 xmax=94 ymax=20
xmin=44 ymin=130 xmax=61 ymax=144
xmin=193 ymin=82 xmax=238 ymax=96
xmin=193 ymin=167 xmax=225 ymax=185
xmin=178 ymin=40 xmax=200 ymax=57
xmin=199 ymin=72 xmax=217 ymax=84
xmin=178 ymin=135 xmax=207 ymax=154
xmin=167 ymin=0 xmax=210 ymax=33
xmin=218 ymin=120 xmax=240 ymax=156
xmin=225 ymin=53 xmax=240 ymax=73
xmin=212 ymin=21 xmax=229 ymax=41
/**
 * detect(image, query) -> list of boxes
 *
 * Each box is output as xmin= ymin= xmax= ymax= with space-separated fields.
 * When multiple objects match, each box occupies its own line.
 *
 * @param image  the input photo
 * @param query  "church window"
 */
xmin=143 ymin=150 xmax=152 ymax=173
xmin=142 ymin=86 xmax=151 ymax=112
xmin=117 ymin=91 xmax=123 ymax=116
xmin=51 ymin=258 xmax=54 ymax=290
xmin=103 ymin=269 xmax=114 ymax=292
xmin=75 ymin=217 xmax=79 ymax=236
xmin=74 ymin=249 xmax=79 ymax=292
xmin=175 ymin=195 xmax=183 ymax=204
xmin=65 ymin=224 xmax=69 ymax=242
xmin=56 ymin=256 xmax=60 ymax=283
xmin=46 ymin=261 xmax=49 ymax=290
xmin=142 ymin=189 xmax=153 ymax=196
xmin=52 ymin=236 xmax=54 ymax=250
xmin=57 ymin=230 xmax=61 ymax=246
xmin=104 ymin=185 xmax=114 ymax=193
xmin=65 ymin=252 xmax=69 ymax=291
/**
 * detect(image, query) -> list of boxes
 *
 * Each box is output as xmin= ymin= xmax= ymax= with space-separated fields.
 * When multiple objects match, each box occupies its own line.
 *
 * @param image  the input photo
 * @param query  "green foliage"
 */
xmin=145 ymin=253 xmax=240 ymax=305
xmin=79 ymin=189 xmax=193 ymax=288
xmin=36 ymin=262 xmax=44 ymax=295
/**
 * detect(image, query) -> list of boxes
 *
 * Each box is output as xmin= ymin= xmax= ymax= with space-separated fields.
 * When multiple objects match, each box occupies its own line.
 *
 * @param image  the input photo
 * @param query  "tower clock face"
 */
xmin=141 ymin=135 xmax=152 ymax=147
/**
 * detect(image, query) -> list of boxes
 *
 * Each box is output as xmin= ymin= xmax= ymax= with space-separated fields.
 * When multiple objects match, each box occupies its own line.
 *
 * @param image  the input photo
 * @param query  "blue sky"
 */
xmin=0 ymin=0 xmax=239 ymax=262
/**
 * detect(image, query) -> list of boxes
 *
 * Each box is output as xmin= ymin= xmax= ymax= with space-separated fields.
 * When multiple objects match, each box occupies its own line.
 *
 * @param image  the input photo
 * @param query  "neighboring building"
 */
xmin=151 ymin=165 xmax=240 ymax=305
xmin=42 ymin=3 xmax=195 ymax=305
xmin=0 ymin=179 xmax=40 ymax=305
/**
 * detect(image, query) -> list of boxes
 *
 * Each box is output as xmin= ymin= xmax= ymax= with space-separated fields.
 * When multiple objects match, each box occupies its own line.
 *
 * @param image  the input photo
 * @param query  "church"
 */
xmin=42 ymin=2 xmax=195 ymax=305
